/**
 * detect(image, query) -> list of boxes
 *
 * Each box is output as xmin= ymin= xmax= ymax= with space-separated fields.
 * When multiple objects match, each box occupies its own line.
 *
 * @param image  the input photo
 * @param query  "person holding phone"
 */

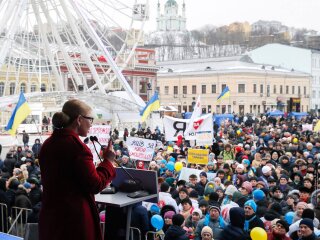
xmin=39 ymin=99 xmax=116 ymax=240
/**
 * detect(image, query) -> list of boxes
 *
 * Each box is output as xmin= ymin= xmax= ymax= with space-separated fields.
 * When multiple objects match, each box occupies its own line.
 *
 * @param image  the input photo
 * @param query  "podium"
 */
xmin=95 ymin=168 xmax=158 ymax=240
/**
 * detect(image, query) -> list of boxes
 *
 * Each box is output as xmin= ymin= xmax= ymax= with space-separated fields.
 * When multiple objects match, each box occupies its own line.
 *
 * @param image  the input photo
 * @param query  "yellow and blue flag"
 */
xmin=5 ymin=92 xmax=31 ymax=135
xmin=140 ymin=91 xmax=160 ymax=122
xmin=217 ymin=86 xmax=230 ymax=102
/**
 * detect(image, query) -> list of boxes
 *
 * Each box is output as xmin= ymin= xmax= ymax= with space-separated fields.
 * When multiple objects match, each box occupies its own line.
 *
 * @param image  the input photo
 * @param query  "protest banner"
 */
xmin=163 ymin=114 xmax=213 ymax=143
xmin=302 ymin=124 xmax=313 ymax=132
xmin=87 ymin=125 xmax=111 ymax=162
xmin=178 ymin=167 xmax=216 ymax=182
xmin=127 ymin=137 xmax=156 ymax=161
xmin=188 ymin=149 xmax=209 ymax=165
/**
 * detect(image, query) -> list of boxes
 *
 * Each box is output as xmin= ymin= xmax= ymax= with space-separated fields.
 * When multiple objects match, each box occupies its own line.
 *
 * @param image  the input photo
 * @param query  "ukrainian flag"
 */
xmin=140 ymin=91 xmax=160 ymax=122
xmin=5 ymin=92 xmax=31 ymax=135
xmin=217 ymin=86 xmax=230 ymax=102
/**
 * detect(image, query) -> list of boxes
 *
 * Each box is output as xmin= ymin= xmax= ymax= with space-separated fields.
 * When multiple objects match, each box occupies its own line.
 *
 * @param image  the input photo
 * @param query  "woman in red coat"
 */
xmin=39 ymin=99 xmax=116 ymax=240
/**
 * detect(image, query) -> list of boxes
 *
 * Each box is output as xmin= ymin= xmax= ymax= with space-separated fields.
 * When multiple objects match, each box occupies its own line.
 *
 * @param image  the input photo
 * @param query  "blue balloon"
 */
xmin=284 ymin=211 xmax=295 ymax=225
xmin=151 ymin=214 xmax=164 ymax=230
xmin=169 ymin=157 xmax=176 ymax=162
xmin=167 ymin=162 xmax=175 ymax=171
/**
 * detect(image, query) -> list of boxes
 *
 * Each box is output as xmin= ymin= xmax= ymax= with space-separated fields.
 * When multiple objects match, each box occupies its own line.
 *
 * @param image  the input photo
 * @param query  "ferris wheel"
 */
xmin=0 ymin=0 xmax=149 ymax=108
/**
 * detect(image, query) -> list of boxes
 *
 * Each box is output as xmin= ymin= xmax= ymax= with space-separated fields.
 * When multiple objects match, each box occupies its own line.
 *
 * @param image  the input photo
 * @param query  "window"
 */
xmin=238 ymin=84 xmax=245 ymax=93
xmin=280 ymin=85 xmax=283 ymax=94
xmin=298 ymin=86 xmax=301 ymax=95
xmin=31 ymin=84 xmax=37 ymax=92
xmin=9 ymin=83 xmax=15 ymax=95
xmin=292 ymin=86 xmax=295 ymax=94
xmin=0 ymin=82 xmax=4 ymax=96
xmin=20 ymin=83 xmax=26 ymax=93
xmin=192 ymin=85 xmax=197 ymax=94
xmin=273 ymin=85 xmax=276 ymax=94
xmin=164 ymin=86 xmax=169 ymax=95
xmin=52 ymin=84 xmax=56 ymax=91
xmin=41 ymin=83 xmax=46 ymax=92
xmin=253 ymin=84 xmax=257 ymax=93
xmin=202 ymin=85 xmax=206 ymax=94
xmin=286 ymin=86 xmax=289 ymax=94
xmin=304 ymin=86 xmax=307 ymax=95
xmin=211 ymin=84 xmax=216 ymax=93
xmin=260 ymin=84 xmax=263 ymax=94
xmin=267 ymin=85 xmax=270 ymax=97
xmin=174 ymin=86 xmax=178 ymax=95
xmin=221 ymin=84 xmax=226 ymax=92
xmin=183 ymin=86 xmax=187 ymax=94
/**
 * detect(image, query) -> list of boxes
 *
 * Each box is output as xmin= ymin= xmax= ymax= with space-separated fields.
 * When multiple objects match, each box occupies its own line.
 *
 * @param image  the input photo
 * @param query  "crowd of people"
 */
xmin=0 ymin=112 xmax=320 ymax=240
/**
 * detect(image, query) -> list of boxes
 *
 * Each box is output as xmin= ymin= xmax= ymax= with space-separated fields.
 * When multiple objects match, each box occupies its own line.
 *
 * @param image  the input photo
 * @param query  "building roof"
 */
xmin=157 ymin=55 xmax=310 ymax=77
xmin=165 ymin=0 xmax=178 ymax=7
xmin=248 ymin=43 xmax=320 ymax=74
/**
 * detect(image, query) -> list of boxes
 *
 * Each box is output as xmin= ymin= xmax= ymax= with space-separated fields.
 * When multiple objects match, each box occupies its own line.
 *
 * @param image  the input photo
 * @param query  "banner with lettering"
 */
xmin=87 ymin=125 xmax=111 ymax=163
xmin=163 ymin=114 xmax=213 ymax=145
xmin=187 ymin=149 xmax=209 ymax=165
xmin=127 ymin=137 xmax=156 ymax=161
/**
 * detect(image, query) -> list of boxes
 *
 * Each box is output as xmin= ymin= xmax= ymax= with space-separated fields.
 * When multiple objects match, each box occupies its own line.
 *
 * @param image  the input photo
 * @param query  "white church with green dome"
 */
xmin=156 ymin=0 xmax=187 ymax=31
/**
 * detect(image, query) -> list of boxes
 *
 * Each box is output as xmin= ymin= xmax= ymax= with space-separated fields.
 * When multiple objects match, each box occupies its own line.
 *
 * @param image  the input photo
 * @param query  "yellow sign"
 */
xmin=188 ymin=149 xmax=209 ymax=165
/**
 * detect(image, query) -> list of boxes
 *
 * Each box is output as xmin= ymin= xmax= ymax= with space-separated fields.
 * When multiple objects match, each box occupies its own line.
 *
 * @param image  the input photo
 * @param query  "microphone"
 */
xmin=90 ymin=135 xmax=149 ymax=198
xmin=84 ymin=137 xmax=89 ymax=144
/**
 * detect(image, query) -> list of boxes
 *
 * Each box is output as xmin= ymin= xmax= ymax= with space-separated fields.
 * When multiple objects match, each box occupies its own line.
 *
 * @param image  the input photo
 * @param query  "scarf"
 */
xmin=244 ymin=215 xmax=256 ymax=232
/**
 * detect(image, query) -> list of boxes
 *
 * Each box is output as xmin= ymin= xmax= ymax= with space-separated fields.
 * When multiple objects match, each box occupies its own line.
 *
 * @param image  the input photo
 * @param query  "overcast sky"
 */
xmin=144 ymin=0 xmax=320 ymax=32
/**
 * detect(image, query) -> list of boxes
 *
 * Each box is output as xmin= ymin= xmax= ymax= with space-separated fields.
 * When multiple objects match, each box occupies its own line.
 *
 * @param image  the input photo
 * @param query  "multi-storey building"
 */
xmin=157 ymin=56 xmax=311 ymax=115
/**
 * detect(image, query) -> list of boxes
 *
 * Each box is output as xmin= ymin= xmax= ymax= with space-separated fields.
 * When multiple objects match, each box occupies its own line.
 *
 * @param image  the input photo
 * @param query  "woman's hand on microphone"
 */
xmin=103 ymin=139 xmax=116 ymax=162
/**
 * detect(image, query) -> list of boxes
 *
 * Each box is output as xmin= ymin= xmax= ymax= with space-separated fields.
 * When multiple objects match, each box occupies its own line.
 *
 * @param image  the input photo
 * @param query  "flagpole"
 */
xmin=31 ymin=117 xmax=43 ymax=143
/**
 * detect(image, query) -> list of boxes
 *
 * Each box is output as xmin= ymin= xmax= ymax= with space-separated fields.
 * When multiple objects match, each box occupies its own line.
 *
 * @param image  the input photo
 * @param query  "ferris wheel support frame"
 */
xmin=31 ymin=1 xmax=65 ymax=91
xmin=60 ymin=0 xmax=105 ymax=93
xmin=0 ymin=0 xmax=26 ymax=65
xmin=38 ymin=0 xmax=83 ymax=91
xmin=70 ymin=0 xmax=141 ymax=107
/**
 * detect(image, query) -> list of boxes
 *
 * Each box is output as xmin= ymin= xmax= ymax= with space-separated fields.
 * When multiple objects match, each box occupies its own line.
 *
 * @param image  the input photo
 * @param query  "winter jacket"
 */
xmin=195 ymin=216 xmax=226 ymax=240
xmin=164 ymin=225 xmax=188 ymax=240
xmin=39 ymin=129 xmax=116 ymax=240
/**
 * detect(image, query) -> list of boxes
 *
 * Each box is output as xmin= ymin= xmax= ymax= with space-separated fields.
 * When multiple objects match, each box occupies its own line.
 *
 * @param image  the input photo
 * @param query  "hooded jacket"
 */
xmin=220 ymin=207 xmax=250 ymax=240
xmin=164 ymin=225 xmax=188 ymax=240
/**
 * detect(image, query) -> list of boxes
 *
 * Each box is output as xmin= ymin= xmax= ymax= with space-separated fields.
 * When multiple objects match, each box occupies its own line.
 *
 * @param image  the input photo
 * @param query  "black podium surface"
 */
xmin=95 ymin=168 xmax=158 ymax=240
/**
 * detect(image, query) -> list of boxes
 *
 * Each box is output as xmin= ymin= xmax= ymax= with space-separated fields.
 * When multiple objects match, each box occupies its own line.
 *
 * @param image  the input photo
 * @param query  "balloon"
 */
xmin=236 ymin=130 xmax=241 ymax=135
xmin=167 ymin=162 xmax=175 ymax=171
xmin=151 ymin=214 xmax=164 ymax=231
xmin=284 ymin=211 xmax=295 ymax=225
xmin=175 ymin=162 xmax=183 ymax=171
xmin=250 ymin=227 xmax=267 ymax=240
xmin=293 ymin=138 xmax=298 ymax=144
xmin=169 ymin=157 xmax=175 ymax=162
xmin=99 ymin=211 xmax=105 ymax=222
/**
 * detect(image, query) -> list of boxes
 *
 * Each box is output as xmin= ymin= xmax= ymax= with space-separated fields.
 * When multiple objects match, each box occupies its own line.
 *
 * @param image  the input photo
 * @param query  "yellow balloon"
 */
xmin=174 ymin=162 xmax=183 ymax=171
xmin=250 ymin=227 xmax=267 ymax=240
xmin=293 ymin=138 xmax=298 ymax=144
xmin=236 ymin=130 xmax=241 ymax=135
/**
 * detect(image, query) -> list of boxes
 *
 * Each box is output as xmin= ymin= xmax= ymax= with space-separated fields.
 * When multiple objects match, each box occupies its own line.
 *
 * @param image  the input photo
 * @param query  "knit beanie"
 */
xmin=302 ymin=208 xmax=315 ymax=220
xmin=172 ymin=214 xmax=185 ymax=226
xmin=276 ymin=219 xmax=289 ymax=232
xmin=164 ymin=211 xmax=175 ymax=220
xmin=209 ymin=203 xmax=221 ymax=214
xmin=244 ymin=200 xmax=257 ymax=212
xmin=253 ymin=189 xmax=265 ymax=201
xmin=201 ymin=226 xmax=213 ymax=237
xmin=300 ymin=218 xmax=314 ymax=231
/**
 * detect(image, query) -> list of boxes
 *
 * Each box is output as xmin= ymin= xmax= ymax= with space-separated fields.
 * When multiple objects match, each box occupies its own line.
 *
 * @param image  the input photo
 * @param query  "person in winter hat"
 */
xmin=267 ymin=219 xmax=291 ymax=240
xmin=298 ymin=218 xmax=319 ymax=240
xmin=201 ymin=226 xmax=214 ymax=240
xmin=220 ymin=207 xmax=250 ymax=240
xmin=243 ymin=200 xmax=265 ymax=233
xmin=164 ymin=213 xmax=188 ymax=240
xmin=194 ymin=203 xmax=226 ymax=240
